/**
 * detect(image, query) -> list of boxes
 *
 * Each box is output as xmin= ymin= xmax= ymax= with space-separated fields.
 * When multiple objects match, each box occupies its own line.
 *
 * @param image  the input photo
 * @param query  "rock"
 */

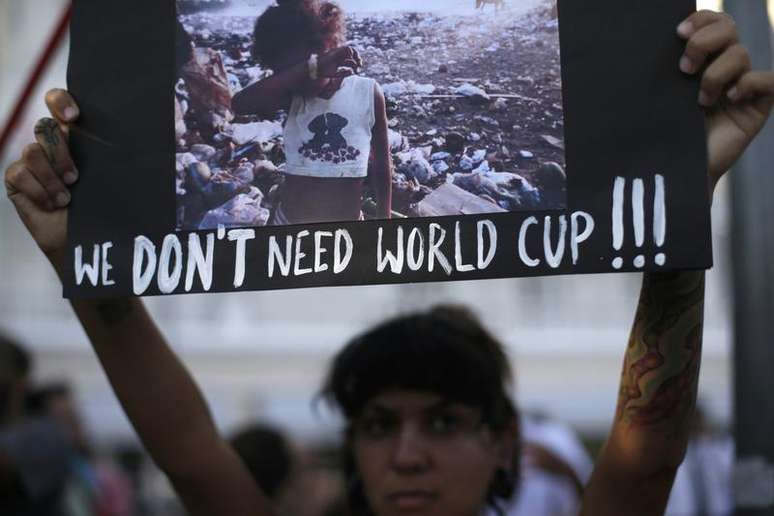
xmin=190 ymin=144 xmax=217 ymax=162
xmin=444 ymin=132 xmax=466 ymax=153
xmin=491 ymin=97 xmax=508 ymax=112
xmin=199 ymin=189 xmax=270 ymax=229
xmin=454 ymin=82 xmax=488 ymax=98
xmin=454 ymin=82 xmax=490 ymax=104
xmin=469 ymin=132 xmax=481 ymax=142
xmin=187 ymin=162 xmax=212 ymax=190
xmin=519 ymin=150 xmax=535 ymax=159
xmin=535 ymin=161 xmax=566 ymax=191
xmin=540 ymin=134 xmax=565 ymax=150
xmin=438 ymin=64 xmax=448 ymax=73
xmin=229 ymin=121 xmax=283 ymax=146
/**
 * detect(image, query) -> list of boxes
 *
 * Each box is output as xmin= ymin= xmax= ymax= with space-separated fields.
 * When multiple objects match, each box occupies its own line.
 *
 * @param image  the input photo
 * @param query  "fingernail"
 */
xmin=698 ymin=90 xmax=710 ymax=106
xmin=727 ymin=87 xmax=739 ymax=100
xmin=55 ymin=191 xmax=70 ymax=207
xmin=677 ymin=21 xmax=693 ymax=37
xmin=63 ymin=171 xmax=78 ymax=185
xmin=680 ymin=55 xmax=694 ymax=73
xmin=63 ymin=106 xmax=79 ymax=121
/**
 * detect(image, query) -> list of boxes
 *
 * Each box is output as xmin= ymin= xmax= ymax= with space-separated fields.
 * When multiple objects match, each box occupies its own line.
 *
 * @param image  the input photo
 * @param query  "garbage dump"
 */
xmin=175 ymin=0 xmax=565 ymax=229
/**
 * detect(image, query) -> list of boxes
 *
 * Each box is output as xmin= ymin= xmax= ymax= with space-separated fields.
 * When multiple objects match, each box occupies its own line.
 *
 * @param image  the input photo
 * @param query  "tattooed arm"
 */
xmin=580 ymin=11 xmax=773 ymax=515
xmin=580 ymin=271 xmax=705 ymax=516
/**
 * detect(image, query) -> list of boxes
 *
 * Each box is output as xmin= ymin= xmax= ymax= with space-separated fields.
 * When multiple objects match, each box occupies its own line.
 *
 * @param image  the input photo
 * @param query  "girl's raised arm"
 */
xmin=4 ymin=89 xmax=273 ymax=516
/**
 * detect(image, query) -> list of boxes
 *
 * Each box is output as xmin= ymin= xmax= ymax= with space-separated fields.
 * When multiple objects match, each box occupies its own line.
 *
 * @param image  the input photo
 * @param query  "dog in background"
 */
xmin=476 ymin=0 xmax=504 ymax=11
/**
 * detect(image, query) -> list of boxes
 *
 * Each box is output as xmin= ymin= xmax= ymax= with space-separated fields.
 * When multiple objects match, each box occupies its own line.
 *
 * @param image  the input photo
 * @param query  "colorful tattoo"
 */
xmin=617 ymin=272 xmax=705 ymax=428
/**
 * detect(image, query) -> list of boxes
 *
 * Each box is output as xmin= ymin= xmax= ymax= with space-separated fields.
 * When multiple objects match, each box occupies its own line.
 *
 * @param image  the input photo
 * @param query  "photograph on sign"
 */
xmin=174 ymin=0 xmax=566 ymax=231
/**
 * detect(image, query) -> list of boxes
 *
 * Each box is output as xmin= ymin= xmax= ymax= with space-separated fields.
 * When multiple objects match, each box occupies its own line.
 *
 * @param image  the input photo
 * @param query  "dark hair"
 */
xmin=251 ymin=0 xmax=346 ymax=70
xmin=230 ymin=423 xmax=295 ymax=499
xmin=321 ymin=306 xmax=519 ymax=516
xmin=0 ymin=333 xmax=31 ymax=379
xmin=25 ymin=381 xmax=71 ymax=416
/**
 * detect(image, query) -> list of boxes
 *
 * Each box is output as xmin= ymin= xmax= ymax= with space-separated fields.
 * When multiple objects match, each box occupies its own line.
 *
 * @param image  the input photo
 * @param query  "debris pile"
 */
xmin=175 ymin=1 xmax=565 ymax=229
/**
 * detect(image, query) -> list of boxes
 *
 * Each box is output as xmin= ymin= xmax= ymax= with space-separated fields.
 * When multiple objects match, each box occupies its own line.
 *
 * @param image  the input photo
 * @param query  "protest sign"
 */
xmin=64 ymin=0 xmax=710 ymax=298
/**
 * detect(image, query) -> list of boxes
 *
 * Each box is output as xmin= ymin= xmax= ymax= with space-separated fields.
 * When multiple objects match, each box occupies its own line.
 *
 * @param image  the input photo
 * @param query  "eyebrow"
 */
xmin=364 ymin=399 xmax=458 ymax=416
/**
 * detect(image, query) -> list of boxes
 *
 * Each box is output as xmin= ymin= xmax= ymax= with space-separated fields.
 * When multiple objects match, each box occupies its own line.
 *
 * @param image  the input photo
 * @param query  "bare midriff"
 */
xmin=280 ymin=174 xmax=364 ymax=223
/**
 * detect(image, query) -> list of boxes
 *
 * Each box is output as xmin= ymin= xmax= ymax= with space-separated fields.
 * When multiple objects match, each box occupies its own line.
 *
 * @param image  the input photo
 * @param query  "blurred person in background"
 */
xmin=0 ymin=335 xmax=71 ymax=516
xmin=230 ymin=423 xmax=343 ymax=516
xmin=4 ymin=8 xmax=774 ymax=516
xmin=497 ymin=412 xmax=593 ymax=516
xmin=664 ymin=405 xmax=733 ymax=515
xmin=26 ymin=383 xmax=135 ymax=516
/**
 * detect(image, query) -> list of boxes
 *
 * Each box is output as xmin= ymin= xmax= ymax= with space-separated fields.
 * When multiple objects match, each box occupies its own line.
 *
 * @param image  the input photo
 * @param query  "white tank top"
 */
xmin=283 ymin=75 xmax=376 ymax=178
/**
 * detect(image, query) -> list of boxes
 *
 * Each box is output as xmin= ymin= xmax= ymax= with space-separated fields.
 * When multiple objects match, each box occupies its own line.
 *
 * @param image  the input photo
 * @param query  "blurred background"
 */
xmin=1 ymin=1 xmax=772 ymax=515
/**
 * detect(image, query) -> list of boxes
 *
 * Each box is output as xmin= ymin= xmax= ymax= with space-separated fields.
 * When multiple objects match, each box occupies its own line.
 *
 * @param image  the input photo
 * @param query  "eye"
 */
xmin=428 ymin=413 xmax=461 ymax=434
xmin=356 ymin=414 xmax=397 ymax=439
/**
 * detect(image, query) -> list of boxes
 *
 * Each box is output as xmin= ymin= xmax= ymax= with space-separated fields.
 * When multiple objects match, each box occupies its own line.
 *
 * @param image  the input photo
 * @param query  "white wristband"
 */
xmin=308 ymin=53 xmax=319 ymax=80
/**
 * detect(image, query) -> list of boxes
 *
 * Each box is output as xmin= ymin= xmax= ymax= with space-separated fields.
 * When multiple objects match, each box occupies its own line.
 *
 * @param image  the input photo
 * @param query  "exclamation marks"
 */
xmin=653 ymin=174 xmax=666 ymax=266
xmin=611 ymin=177 xmax=625 ymax=269
xmin=632 ymin=178 xmax=645 ymax=268
xmin=610 ymin=174 xmax=667 ymax=269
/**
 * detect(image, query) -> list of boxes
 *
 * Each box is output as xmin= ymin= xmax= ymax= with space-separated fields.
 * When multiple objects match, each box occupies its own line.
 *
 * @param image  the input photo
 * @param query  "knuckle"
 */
xmin=22 ymin=143 xmax=42 ymax=161
xmin=701 ymin=71 xmax=722 ymax=93
xmin=685 ymin=38 xmax=707 ymax=59
xmin=734 ymin=45 xmax=752 ymax=67
xmin=4 ymin=162 xmax=23 ymax=185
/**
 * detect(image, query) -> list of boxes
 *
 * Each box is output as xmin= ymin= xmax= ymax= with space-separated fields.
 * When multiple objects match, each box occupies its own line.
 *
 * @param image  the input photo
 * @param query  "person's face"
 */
xmin=352 ymin=390 xmax=514 ymax=516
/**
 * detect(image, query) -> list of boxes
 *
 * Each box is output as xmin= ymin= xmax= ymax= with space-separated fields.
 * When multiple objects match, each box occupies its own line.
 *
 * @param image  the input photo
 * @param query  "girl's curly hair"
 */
xmin=252 ymin=0 xmax=346 ymax=70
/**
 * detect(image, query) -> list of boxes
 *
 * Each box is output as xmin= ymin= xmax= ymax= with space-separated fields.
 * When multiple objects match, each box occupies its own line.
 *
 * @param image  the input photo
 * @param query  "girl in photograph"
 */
xmin=232 ymin=0 xmax=392 ymax=225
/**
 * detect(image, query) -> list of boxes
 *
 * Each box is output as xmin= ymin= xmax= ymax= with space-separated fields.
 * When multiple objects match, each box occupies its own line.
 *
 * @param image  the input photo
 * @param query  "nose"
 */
xmin=391 ymin=426 xmax=430 ymax=473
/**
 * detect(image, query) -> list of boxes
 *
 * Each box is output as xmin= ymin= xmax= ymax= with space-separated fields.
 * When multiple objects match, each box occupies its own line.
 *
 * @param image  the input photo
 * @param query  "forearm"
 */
xmin=374 ymin=158 xmax=392 ymax=219
xmin=232 ymin=60 xmax=307 ymax=117
xmin=603 ymin=271 xmax=705 ymax=477
xmin=68 ymin=295 xmax=220 ymax=477
xmin=582 ymin=271 xmax=704 ymax=515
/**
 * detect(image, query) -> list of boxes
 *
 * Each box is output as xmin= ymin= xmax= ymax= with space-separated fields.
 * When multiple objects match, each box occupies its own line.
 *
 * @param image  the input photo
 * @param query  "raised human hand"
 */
xmin=4 ymin=89 xmax=80 ymax=262
xmin=677 ymin=10 xmax=774 ymax=191
xmin=317 ymin=45 xmax=363 ymax=78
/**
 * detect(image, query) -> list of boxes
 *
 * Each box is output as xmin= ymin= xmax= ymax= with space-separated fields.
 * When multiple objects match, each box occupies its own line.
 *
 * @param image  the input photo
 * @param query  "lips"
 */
xmin=386 ymin=490 xmax=439 ymax=511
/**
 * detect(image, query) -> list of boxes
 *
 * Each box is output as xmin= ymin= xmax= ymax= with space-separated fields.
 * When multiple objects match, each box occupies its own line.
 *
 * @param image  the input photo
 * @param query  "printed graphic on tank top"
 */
xmin=283 ymin=75 xmax=376 ymax=178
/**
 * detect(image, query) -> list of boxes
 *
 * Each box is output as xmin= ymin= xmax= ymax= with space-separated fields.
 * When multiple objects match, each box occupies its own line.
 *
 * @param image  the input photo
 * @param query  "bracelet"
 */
xmin=308 ymin=53 xmax=319 ymax=80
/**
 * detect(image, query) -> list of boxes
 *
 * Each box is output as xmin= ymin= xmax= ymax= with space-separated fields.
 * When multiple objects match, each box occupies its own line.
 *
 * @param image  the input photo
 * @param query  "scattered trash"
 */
xmin=176 ymin=1 xmax=566 ymax=229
